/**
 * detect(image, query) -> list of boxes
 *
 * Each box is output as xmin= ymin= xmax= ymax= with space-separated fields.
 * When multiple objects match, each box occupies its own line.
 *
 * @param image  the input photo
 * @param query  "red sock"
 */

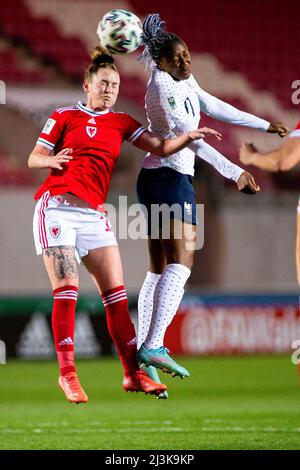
xmin=102 ymin=285 xmax=138 ymax=376
xmin=52 ymin=286 xmax=78 ymax=376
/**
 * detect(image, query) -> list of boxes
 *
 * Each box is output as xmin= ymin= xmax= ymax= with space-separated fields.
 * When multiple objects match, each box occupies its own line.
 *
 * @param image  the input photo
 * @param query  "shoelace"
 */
xmin=157 ymin=346 xmax=170 ymax=354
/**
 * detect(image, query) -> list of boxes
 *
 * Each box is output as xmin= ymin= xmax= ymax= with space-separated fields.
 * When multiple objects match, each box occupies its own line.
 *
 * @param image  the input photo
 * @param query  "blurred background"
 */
xmin=0 ymin=0 xmax=299 ymax=360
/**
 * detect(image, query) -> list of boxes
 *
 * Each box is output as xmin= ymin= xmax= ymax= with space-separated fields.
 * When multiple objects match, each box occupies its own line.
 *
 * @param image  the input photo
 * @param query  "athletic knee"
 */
xmin=166 ymin=253 xmax=194 ymax=270
xmin=149 ymin=262 xmax=165 ymax=274
xmin=51 ymin=279 xmax=79 ymax=290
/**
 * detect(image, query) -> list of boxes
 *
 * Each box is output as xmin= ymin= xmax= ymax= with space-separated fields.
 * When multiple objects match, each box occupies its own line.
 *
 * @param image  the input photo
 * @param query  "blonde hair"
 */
xmin=85 ymin=46 xmax=118 ymax=81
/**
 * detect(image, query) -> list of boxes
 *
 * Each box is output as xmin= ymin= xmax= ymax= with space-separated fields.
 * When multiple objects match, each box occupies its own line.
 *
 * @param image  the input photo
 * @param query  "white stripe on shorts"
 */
xmin=38 ymin=191 xmax=50 ymax=249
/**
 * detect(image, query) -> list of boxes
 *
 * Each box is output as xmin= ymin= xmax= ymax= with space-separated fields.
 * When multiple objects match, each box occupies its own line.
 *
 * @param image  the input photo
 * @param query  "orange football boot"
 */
xmin=58 ymin=372 xmax=88 ymax=404
xmin=123 ymin=370 xmax=168 ymax=396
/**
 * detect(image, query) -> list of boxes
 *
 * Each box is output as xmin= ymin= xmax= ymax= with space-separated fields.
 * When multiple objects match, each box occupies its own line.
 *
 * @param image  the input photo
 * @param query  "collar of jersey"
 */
xmin=77 ymin=101 xmax=110 ymax=116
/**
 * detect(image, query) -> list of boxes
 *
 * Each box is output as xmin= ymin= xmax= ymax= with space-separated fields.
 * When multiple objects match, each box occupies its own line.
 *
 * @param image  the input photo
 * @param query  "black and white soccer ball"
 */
xmin=97 ymin=9 xmax=143 ymax=55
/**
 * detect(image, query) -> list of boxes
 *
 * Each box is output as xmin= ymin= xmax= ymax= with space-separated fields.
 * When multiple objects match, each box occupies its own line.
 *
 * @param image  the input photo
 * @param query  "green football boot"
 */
xmin=137 ymin=344 xmax=190 ymax=378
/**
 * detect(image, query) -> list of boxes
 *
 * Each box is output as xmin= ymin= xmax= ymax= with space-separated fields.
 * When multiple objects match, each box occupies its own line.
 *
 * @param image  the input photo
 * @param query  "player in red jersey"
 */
xmin=28 ymin=46 xmax=221 ymax=403
xmin=240 ymin=121 xmax=300 ymax=286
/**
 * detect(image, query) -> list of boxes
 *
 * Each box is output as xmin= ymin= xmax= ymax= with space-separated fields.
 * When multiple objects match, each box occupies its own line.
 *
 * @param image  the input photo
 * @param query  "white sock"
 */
xmin=144 ymin=263 xmax=191 ymax=349
xmin=137 ymin=271 xmax=161 ymax=349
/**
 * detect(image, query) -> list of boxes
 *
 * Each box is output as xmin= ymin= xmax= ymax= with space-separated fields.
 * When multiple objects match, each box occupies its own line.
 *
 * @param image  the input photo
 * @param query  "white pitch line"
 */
xmin=199 ymin=427 xmax=300 ymax=433
xmin=1 ymin=429 xmax=25 ymax=434
xmin=1 ymin=426 xmax=300 ymax=434
xmin=32 ymin=420 xmax=174 ymax=428
xmin=0 ymin=427 xmax=186 ymax=434
xmin=120 ymin=420 xmax=173 ymax=425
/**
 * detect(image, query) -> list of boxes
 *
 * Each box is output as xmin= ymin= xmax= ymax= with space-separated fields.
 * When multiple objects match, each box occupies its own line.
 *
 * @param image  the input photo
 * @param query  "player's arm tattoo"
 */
xmin=43 ymin=246 xmax=78 ymax=280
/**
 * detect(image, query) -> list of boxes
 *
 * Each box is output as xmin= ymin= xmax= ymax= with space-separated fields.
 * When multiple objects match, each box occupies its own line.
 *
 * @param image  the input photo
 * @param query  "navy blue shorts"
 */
xmin=136 ymin=167 xmax=197 ymax=236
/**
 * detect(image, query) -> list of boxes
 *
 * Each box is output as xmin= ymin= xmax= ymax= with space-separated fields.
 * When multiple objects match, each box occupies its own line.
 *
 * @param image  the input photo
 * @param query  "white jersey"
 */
xmin=143 ymin=66 xmax=270 ymax=181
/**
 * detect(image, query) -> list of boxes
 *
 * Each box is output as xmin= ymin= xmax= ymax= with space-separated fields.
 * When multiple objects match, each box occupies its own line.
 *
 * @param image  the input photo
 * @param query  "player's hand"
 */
xmin=237 ymin=170 xmax=260 ymax=195
xmin=48 ymin=148 xmax=73 ymax=170
xmin=189 ymin=127 xmax=222 ymax=141
xmin=239 ymin=142 xmax=258 ymax=165
xmin=267 ymin=122 xmax=289 ymax=137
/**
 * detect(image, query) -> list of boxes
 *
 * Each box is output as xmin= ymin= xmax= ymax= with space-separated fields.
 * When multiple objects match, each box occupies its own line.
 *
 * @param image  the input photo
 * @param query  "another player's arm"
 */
xmin=239 ymin=138 xmax=300 ymax=172
xmin=28 ymin=144 xmax=73 ymax=170
xmin=191 ymin=77 xmax=289 ymax=137
xmin=133 ymin=128 xmax=222 ymax=157
xmin=154 ymin=78 xmax=257 ymax=187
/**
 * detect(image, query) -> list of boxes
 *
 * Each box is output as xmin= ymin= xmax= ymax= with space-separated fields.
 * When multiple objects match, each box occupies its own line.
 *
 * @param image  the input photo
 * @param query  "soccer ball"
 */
xmin=97 ymin=9 xmax=142 ymax=55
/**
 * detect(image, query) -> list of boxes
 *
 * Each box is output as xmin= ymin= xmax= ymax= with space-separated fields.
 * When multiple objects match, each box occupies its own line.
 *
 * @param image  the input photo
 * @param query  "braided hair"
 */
xmin=85 ymin=46 xmax=118 ymax=81
xmin=139 ymin=14 xmax=183 ymax=68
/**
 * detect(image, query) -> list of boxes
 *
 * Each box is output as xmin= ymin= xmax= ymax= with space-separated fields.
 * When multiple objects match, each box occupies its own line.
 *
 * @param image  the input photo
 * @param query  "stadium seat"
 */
xmin=131 ymin=0 xmax=299 ymax=109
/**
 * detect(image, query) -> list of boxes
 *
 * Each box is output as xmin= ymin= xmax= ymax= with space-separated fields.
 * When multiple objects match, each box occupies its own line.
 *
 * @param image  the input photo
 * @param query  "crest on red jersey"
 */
xmin=49 ymin=223 xmax=61 ymax=239
xmin=86 ymin=126 xmax=97 ymax=138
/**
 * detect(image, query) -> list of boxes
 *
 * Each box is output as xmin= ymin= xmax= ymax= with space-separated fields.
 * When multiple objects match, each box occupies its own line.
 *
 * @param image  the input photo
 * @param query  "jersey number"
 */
xmin=184 ymin=98 xmax=195 ymax=116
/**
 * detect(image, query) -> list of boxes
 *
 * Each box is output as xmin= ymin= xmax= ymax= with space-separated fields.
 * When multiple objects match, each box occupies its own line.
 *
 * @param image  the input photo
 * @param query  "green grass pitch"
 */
xmin=0 ymin=355 xmax=299 ymax=450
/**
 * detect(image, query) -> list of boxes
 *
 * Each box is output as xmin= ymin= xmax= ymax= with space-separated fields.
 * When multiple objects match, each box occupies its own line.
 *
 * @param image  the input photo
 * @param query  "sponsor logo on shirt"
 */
xmin=86 ymin=126 xmax=97 ymax=138
xmin=167 ymin=96 xmax=177 ymax=110
xmin=88 ymin=117 xmax=96 ymax=124
xmin=42 ymin=118 xmax=56 ymax=135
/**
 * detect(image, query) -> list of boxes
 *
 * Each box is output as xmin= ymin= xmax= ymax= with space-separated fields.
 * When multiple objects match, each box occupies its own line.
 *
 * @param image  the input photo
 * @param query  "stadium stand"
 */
xmin=132 ymin=0 xmax=299 ymax=109
xmin=1 ymin=0 xmax=298 ymax=108
xmin=0 ymin=42 xmax=46 ymax=83
xmin=0 ymin=0 xmax=89 ymax=81
xmin=0 ymin=149 xmax=34 ymax=185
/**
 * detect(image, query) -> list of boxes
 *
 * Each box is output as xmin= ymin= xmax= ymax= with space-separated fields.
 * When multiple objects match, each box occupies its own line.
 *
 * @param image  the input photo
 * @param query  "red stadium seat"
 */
xmin=131 ymin=0 xmax=299 ymax=109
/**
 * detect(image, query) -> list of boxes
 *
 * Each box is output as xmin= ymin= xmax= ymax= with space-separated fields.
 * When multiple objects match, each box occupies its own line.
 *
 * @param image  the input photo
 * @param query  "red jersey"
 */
xmin=34 ymin=101 xmax=145 ymax=209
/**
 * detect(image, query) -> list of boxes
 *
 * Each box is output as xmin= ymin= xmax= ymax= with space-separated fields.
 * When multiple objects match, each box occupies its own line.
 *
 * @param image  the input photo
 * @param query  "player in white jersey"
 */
xmin=240 ymin=122 xmax=300 ymax=287
xmin=28 ymin=46 xmax=219 ymax=403
xmin=135 ymin=13 xmax=289 ymax=386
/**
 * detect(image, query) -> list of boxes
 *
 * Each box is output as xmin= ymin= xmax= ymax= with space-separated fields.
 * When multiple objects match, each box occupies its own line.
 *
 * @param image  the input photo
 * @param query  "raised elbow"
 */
xmin=279 ymin=158 xmax=294 ymax=172
xmin=271 ymin=161 xmax=280 ymax=172
xmin=157 ymin=143 xmax=170 ymax=157
xmin=28 ymin=155 xmax=33 ymax=169
xmin=28 ymin=153 xmax=38 ymax=169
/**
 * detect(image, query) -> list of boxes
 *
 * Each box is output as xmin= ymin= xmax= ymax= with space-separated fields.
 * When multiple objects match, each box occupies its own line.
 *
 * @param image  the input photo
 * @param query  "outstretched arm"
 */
xmin=149 ymin=73 xmax=256 ymax=183
xmin=191 ymin=139 xmax=259 ymax=194
xmin=171 ymin=117 xmax=259 ymax=192
xmin=190 ymin=75 xmax=288 ymax=137
xmin=132 ymin=127 xmax=222 ymax=157
xmin=239 ymin=138 xmax=300 ymax=172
